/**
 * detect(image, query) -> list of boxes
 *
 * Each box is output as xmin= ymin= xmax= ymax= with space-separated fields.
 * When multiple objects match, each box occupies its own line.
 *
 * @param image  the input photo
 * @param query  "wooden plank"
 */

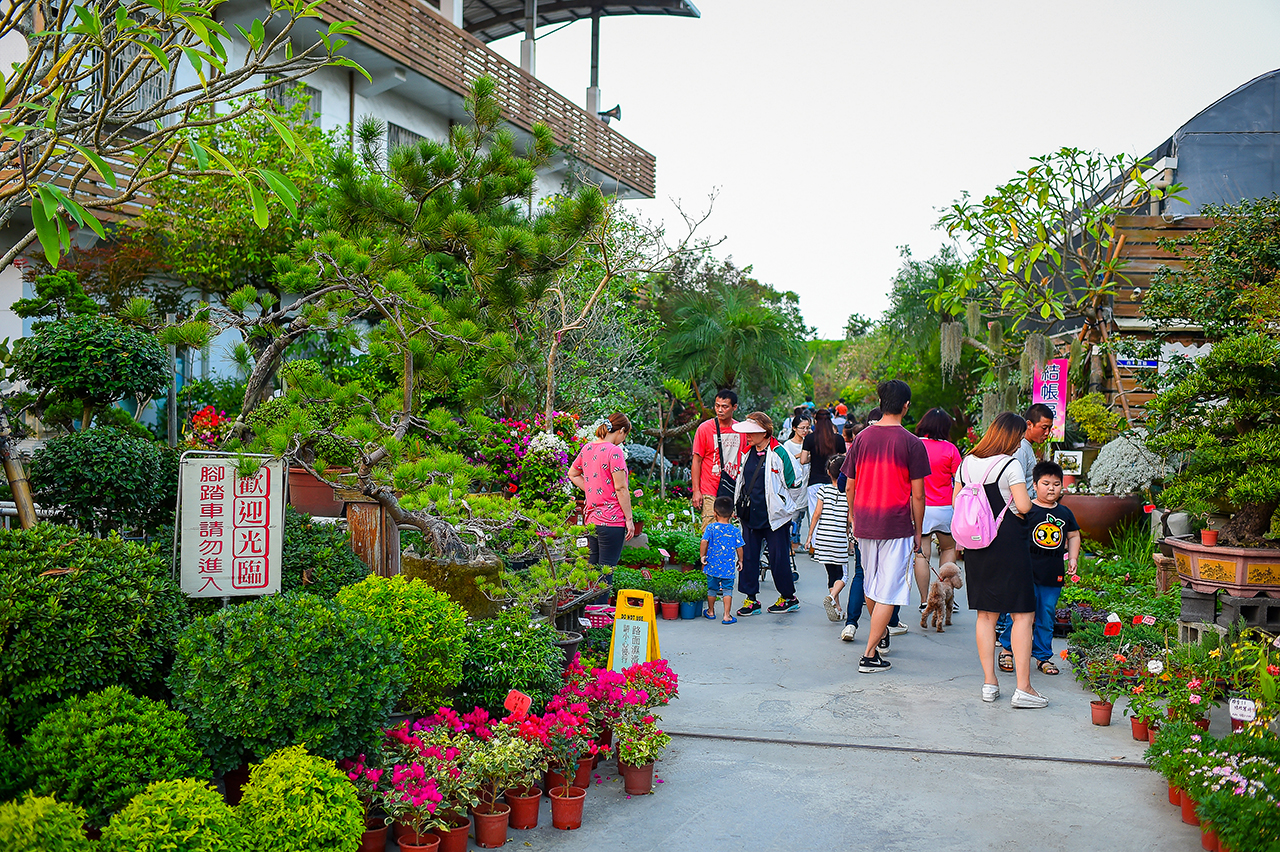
xmin=346 ymin=501 xmax=388 ymax=576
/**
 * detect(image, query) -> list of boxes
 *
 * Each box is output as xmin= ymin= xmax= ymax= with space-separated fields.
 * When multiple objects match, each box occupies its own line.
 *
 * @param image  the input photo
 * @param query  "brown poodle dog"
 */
xmin=920 ymin=562 xmax=963 ymax=633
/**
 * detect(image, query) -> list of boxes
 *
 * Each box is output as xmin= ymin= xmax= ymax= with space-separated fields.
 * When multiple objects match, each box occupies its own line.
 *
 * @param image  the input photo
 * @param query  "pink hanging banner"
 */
xmin=1032 ymin=359 xmax=1069 ymax=441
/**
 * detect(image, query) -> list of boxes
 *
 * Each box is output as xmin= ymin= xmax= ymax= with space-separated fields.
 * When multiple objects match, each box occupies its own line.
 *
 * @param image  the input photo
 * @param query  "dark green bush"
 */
xmin=169 ymin=592 xmax=405 ymax=771
xmin=31 ymin=428 xmax=178 ymax=535
xmin=0 ymin=794 xmax=93 ymax=852
xmin=0 ymin=526 xmax=188 ymax=737
xmin=458 ymin=607 xmax=562 ymax=715
xmin=237 ymin=745 xmax=363 ymax=852
xmin=11 ymin=313 xmax=168 ymax=407
xmin=22 ymin=686 xmax=209 ymax=828
xmin=280 ymin=506 xmax=369 ymax=597
xmin=100 ymin=780 xmax=244 ymax=852
xmin=248 ymin=395 xmax=355 ymax=468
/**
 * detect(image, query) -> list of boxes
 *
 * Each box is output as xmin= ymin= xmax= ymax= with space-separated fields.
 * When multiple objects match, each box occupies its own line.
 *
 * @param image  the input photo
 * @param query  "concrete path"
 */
xmin=402 ymin=553 xmax=1217 ymax=851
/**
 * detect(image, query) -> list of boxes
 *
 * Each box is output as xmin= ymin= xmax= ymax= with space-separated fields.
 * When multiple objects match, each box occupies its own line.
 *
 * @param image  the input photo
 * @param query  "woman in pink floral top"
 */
xmin=568 ymin=412 xmax=634 ymax=568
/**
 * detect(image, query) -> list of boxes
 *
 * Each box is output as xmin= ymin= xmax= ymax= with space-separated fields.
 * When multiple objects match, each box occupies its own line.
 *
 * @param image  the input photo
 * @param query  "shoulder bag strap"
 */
xmin=714 ymin=418 xmax=726 ymax=469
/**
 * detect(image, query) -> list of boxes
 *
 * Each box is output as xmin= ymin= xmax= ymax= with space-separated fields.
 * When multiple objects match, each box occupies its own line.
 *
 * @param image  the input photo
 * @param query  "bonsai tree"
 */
xmin=1144 ymin=197 xmax=1280 ymax=545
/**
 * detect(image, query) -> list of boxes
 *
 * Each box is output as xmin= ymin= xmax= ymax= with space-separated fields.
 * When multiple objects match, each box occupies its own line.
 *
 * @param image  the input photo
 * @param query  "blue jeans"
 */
xmin=844 ymin=543 xmax=864 ymax=627
xmin=997 ymin=585 xmax=1062 ymax=662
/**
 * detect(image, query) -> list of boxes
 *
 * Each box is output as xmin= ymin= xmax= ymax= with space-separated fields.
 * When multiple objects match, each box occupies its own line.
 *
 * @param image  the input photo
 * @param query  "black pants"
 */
xmin=588 ymin=525 xmax=626 ymax=571
xmin=739 ymin=523 xmax=795 ymax=599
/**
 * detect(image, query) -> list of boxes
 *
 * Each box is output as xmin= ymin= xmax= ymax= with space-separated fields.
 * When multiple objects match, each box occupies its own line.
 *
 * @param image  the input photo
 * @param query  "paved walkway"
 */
xmin=403 ymin=553 xmax=1218 ymax=851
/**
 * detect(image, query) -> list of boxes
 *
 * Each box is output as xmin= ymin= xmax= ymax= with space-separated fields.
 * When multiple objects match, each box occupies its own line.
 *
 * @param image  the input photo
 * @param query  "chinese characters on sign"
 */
xmin=1032 ymin=358 xmax=1069 ymax=441
xmin=180 ymin=458 xmax=284 ymax=597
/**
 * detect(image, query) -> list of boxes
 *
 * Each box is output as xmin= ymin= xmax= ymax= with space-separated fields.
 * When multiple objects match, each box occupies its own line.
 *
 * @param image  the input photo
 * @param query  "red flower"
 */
xmin=1268 ymin=665 xmax=1279 ymax=676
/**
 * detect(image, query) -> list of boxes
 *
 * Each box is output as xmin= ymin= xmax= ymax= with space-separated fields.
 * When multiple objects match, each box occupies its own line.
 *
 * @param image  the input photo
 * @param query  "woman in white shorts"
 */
xmin=916 ymin=408 xmax=962 ymax=609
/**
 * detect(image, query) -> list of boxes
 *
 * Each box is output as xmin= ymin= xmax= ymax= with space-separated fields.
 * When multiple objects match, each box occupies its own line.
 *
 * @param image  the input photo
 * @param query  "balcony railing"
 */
xmin=318 ymin=0 xmax=657 ymax=198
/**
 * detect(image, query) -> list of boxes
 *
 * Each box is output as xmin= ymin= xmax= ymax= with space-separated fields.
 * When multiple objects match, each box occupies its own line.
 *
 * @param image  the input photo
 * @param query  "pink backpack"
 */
xmin=952 ymin=457 xmax=1016 ymax=549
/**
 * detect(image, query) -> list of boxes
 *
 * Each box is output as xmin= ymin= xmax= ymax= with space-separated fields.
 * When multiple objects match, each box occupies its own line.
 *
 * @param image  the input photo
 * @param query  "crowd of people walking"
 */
xmin=569 ymin=383 xmax=1079 ymax=710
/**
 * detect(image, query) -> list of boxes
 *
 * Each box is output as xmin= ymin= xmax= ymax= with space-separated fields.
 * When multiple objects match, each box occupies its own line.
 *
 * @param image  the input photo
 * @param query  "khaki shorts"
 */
xmin=700 ymin=495 xmax=718 ymax=532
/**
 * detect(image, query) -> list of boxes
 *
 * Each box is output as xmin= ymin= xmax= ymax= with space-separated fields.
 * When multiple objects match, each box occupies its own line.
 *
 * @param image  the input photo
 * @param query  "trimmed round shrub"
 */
xmin=0 ymin=794 xmax=92 ymax=852
xmin=22 ymin=686 xmax=210 ymax=828
xmin=31 ymin=427 xmax=178 ymax=535
xmin=280 ymin=505 xmax=369 ymax=597
xmin=336 ymin=575 xmax=467 ymax=712
xmin=12 ymin=313 xmax=168 ymax=406
xmin=237 ymin=745 xmax=362 ymax=852
xmin=0 ymin=526 xmax=188 ymax=737
xmin=458 ymin=607 xmax=562 ymax=714
xmin=100 ymin=780 xmax=243 ymax=852
xmin=168 ymin=593 xmax=405 ymax=771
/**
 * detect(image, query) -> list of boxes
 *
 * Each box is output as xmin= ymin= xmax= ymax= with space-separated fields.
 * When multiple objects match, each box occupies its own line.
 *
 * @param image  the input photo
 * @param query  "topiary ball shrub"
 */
xmin=280 ymin=505 xmax=369 ymax=597
xmin=336 ymin=575 xmax=467 ymax=712
xmin=31 ymin=427 xmax=178 ymax=535
xmin=11 ymin=313 xmax=169 ymax=408
xmin=100 ymin=779 xmax=243 ymax=852
xmin=0 ymin=525 xmax=188 ymax=738
xmin=0 ymin=794 xmax=93 ymax=852
xmin=457 ymin=607 xmax=562 ymax=715
xmin=237 ymin=745 xmax=363 ymax=852
xmin=169 ymin=592 xmax=405 ymax=771
xmin=21 ymin=686 xmax=210 ymax=828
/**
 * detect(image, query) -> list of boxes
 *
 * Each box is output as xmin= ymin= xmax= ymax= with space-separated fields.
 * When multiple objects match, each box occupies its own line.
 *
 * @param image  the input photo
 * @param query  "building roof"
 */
xmin=462 ymin=1 xmax=699 ymax=43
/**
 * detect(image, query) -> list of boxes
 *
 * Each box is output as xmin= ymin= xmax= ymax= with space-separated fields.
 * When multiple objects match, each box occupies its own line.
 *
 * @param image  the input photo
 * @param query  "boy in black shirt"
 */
xmin=1025 ymin=460 xmax=1080 ymax=673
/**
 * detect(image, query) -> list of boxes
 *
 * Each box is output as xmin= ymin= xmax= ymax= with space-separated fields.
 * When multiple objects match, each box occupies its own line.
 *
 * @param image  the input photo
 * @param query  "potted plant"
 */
xmin=1144 ymin=720 xmax=1203 ymax=807
xmin=539 ymin=702 xmax=600 ymax=830
xmin=381 ymin=720 xmax=480 ymax=851
xmin=468 ymin=728 xmax=545 ymax=848
xmin=237 ymin=745 xmax=366 ymax=852
xmin=678 ymin=577 xmax=708 ymax=619
xmin=498 ymin=718 xmax=550 ymax=830
xmin=1194 ymin=735 xmax=1280 ymax=852
xmin=613 ymin=713 xmax=672 ymax=796
xmin=339 ymin=753 xmax=390 ymax=847
xmin=382 ymin=762 xmax=445 ymax=850
xmin=652 ymin=571 xmax=682 ymax=620
xmin=631 ymin=506 xmax=651 ymax=536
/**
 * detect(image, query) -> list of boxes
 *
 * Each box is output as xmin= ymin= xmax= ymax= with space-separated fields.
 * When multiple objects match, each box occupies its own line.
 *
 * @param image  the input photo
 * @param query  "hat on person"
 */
xmin=732 ymin=420 xmax=766 ymax=434
xmin=836 ymin=404 xmax=848 ymax=415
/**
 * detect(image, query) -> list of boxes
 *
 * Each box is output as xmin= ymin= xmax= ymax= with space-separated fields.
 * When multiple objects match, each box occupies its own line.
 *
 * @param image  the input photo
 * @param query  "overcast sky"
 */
xmin=490 ymin=0 xmax=1280 ymax=338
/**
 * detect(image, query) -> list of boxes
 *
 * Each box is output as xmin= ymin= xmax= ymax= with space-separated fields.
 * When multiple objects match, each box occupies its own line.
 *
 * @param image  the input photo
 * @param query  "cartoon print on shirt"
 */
xmin=1032 ymin=512 xmax=1066 ymax=550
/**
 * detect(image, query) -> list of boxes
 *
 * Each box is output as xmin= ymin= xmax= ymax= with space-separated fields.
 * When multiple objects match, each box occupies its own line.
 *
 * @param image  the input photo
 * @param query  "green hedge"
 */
xmin=457 ymin=607 xmax=562 ymax=715
xmin=0 ymin=795 xmax=92 ymax=852
xmin=100 ymin=780 xmax=244 ymax=852
xmin=237 ymin=745 xmax=363 ymax=852
xmin=280 ymin=506 xmax=370 ymax=598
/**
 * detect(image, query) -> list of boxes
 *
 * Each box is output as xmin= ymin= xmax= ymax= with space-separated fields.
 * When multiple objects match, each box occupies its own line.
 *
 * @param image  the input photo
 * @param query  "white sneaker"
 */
xmin=1011 ymin=688 xmax=1048 ymax=709
xmin=982 ymin=683 xmax=1000 ymax=703
xmin=887 ymin=623 xmax=908 ymax=636
xmin=823 ymin=595 xmax=841 ymax=622
xmin=840 ymin=624 xmax=857 ymax=642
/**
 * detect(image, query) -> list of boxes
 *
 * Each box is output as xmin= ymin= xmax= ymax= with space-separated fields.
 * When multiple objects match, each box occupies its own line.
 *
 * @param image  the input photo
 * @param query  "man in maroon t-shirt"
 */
xmin=841 ymin=380 xmax=930 ymax=674
xmin=690 ymin=390 xmax=742 ymax=531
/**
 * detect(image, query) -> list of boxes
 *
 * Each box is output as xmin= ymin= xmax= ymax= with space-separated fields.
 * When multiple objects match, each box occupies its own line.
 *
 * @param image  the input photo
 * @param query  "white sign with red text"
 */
xmin=179 ymin=458 xmax=285 ymax=597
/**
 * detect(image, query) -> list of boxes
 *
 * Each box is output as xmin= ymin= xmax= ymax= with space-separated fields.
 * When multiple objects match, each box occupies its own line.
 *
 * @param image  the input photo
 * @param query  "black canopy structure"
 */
xmin=461 ymin=1 xmax=700 ymax=43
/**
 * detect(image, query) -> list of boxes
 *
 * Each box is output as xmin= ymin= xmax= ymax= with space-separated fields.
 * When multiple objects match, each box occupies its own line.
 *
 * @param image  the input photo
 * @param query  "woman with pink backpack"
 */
xmin=952 ymin=412 xmax=1045 ymax=710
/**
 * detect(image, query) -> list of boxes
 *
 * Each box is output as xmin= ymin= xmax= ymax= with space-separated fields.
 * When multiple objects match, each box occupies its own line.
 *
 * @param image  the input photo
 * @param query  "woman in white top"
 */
xmin=954 ymin=412 xmax=1043 ymax=710
xmin=783 ymin=414 xmax=811 ymax=552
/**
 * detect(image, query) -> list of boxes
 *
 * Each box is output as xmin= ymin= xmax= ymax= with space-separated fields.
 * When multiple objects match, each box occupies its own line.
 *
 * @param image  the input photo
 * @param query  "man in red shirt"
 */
xmin=842 ymin=380 xmax=930 ymax=674
xmin=691 ymin=390 xmax=742 ymax=531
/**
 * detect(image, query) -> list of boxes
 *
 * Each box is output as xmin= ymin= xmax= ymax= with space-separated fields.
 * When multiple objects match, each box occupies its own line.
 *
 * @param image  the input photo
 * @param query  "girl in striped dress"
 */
xmin=805 ymin=454 xmax=850 ymax=623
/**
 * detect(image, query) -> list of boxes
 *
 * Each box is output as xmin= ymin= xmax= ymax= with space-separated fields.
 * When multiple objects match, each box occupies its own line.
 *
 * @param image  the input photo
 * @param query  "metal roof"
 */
xmin=462 ymin=1 xmax=700 ymax=43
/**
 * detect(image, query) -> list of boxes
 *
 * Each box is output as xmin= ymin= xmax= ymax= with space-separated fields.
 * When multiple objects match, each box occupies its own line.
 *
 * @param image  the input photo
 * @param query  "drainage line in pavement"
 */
xmin=667 ymin=730 xmax=1148 ymax=769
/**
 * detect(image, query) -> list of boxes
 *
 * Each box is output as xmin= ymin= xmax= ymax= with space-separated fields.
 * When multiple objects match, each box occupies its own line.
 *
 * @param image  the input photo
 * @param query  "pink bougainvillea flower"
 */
xmin=1189 ymin=694 xmax=1202 ymax=705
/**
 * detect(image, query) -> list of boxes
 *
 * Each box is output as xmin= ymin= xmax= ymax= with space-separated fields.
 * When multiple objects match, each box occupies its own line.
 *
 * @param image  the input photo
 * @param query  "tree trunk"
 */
xmin=1224 ymin=500 xmax=1279 ymax=547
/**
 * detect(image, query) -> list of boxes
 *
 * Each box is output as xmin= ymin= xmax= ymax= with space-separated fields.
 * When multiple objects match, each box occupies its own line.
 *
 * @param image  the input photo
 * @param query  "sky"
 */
xmin=488 ymin=0 xmax=1280 ymax=338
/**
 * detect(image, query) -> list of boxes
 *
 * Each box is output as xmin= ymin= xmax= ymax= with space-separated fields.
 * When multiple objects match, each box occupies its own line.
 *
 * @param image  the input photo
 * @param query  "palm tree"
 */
xmin=664 ymin=284 xmax=806 ymax=400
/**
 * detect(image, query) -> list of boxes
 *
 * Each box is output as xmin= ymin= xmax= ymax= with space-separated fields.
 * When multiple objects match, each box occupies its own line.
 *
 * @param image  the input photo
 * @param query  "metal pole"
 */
xmin=526 ymin=0 xmax=536 ymax=40
xmin=167 ymin=313 xmax=178 ymax=448
xmin=590 ymin=10 xmax=600 ymax=89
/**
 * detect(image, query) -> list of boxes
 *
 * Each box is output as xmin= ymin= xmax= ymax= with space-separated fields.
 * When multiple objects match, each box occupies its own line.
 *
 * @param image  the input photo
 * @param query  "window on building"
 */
xmin=94 ymin=41 xmax=169 ymax=123
xmin=266 ymin=81 xmax=322 ymax=125
xmin=386 ymin=122 xmax=424 ymax=153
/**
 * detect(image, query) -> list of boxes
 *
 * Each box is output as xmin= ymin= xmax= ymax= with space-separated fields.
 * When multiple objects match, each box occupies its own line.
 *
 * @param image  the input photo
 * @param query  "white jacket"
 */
xmin=733 ymin=443 xmax=805 ymax=532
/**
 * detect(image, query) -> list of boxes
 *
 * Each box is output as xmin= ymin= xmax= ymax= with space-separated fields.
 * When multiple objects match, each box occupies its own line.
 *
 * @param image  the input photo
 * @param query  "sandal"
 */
xmin=703 ymin=609 xmax=717 ymax=620
xmin=1037 ymin=659 xmax=1060 ymax=676
xmin=998 ymin=650 xmax=1015 ymax=673
xmin=722 ymin=616 xmax=737 ymax=625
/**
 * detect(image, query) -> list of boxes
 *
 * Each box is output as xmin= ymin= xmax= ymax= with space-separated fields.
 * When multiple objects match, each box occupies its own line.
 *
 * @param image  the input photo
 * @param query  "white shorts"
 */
xmin=923 ymin=505 xmax=954 ymax=535
xmin=858 ymin=536 xmax=913 ymax=606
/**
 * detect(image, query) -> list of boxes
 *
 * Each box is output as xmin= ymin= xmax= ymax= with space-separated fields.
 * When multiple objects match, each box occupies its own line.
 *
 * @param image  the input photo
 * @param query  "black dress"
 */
xmin=964 ymin=466 xmax=1036 ymax=613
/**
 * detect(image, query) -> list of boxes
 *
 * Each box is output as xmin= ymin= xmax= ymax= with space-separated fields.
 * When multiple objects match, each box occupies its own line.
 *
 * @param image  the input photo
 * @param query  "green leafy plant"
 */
xmin=1066 ymin=393 xmax=1125 ymax=444
xmin=30 ymin=428 xmax=178 ymax=535
xmin=679 ymin=576 xmax=709 ymax=603
xmin=613 ymin=714 xmax=672 ymax=768
xmin=457 ymin=608 xmax=563 ymax=715
xmin=618 ymin=546 xmax=662 ymax=567
xmin=99 ymin=780 xmax=244 ymax=852
xmin=0 ymin=526 xmax=188 ymax=738
xmin=470 ymin=726 xmax=548 ymax=810
xmin=237 ymin=745 xmax=364 ymax=852
xmin=168 ymin=593 xmax=405 ymax=772
xmin=1144 ymin=721 xmax=1209 ymax=790
xmin=280 ymin=506 xmax=370 ymax=598
xmin=651 ymin=569 xmax=684 ymax=603
xmin=609 ymin=567 xmax=651 ymax=595
xmin=21 ymin=686 xmax=210 ymax=828
xmin=0 ymin=795 xmax=92 ymax=852
xmin=336 ymin=575 xmax=467 ymax=712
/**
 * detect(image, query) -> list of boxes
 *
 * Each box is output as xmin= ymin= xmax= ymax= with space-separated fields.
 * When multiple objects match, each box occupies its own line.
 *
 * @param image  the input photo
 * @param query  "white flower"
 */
xmin=1148 ymin=660 xmax=1164 ymax=674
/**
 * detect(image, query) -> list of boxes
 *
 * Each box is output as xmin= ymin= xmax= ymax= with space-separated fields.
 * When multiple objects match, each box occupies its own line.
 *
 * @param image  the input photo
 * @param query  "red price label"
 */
xmin=503 ymin=690 xmax=532 ymax=715
xmin=1104 ymin=622 xmax=1122 ymax=637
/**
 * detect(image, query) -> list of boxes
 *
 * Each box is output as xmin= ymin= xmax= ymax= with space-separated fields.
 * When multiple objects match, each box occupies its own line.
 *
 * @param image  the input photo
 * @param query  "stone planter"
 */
xmin=1059 ymin=494 xmax=1145 ymax=548
xmin=1168 ymin=536 xmax=1280 ymax=599
xmin=401 ymin=552 xmax=505 ymax=617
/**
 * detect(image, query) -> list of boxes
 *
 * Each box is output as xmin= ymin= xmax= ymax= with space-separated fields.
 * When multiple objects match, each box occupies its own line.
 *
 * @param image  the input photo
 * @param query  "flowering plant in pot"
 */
xmin=381 ymin=763 xmax=444 ymax=843
xmin=623 ymin=659 xmax=679 ymax=709
xmin=1193 ymin=735 xmax=1280 ymax=852
xmin=382 ymin=721 xmax=481 ymax=822
xmin=339 ymin=753 xmax=388 ymax=827
xmin=467 ymin=727 xmax=546 ymax=847
xmin=613 ymin=711 xmax=671 ymax=796
xmin=540 ymin=701 xmax=603 ymax=798
xmin=558 ymin=660 xmax=649 ymax=738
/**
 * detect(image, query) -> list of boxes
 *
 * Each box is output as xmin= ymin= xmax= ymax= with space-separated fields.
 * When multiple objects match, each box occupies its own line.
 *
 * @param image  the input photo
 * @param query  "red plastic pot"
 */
xmin=359 ymin=823 xmax=387 ymax=852
xmin=431 ymin=814 xmax=470 ymax=852
xmin=573 ymin=755 xmax=594 ymax=788
xmin=619 ymin=760 xmax=655 ymax=795
xmin=505 ymin=786 xmax=541 ymax=830
xmin=1200 ymin=529 xmax=1219 ymax=546
xmin=1180 ymin=788 xmax=1201 ymax=827
xmin=472 ymin=804 xmax=510 ymax=849
xmin=1202 ymin=823 xmax=1220 ymax=851
xmin=1130 ymin=716 xmax=1149 ymax=741
xmin=396 ymin=826 xmax=440 ymax=852
xmin=1168 ymin=783 xmax=1181 ymax=806
xmin=1090 ymin=700 xmax=1113 ymax=726
xmin=1194 ymin=717 xmax=1210 ymax=732
xmin=549 ymin=786 xmax=586 ymax=830
xmin=287 ymin=467 xmax=345 ymax=517
xmin=1231 ymin=717 xmax=1245 ymax=733
xmin=660 ymin=600 xmax=679 ymax=620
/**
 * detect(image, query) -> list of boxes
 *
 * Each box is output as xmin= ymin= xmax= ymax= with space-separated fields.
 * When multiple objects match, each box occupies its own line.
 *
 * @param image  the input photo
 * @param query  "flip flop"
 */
xmin=703 ymin=609 xmax=717 ymax=620
xmin=1037 ymin=659 xmax=1060 ymax=675
xmin=722 ymin=616 xmax=737 ymax=625
xmin=998 ymin=650 xmax=1015 ymax=673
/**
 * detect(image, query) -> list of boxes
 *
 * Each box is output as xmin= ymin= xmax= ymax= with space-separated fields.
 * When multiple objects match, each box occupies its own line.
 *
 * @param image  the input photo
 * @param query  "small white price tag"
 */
xmin=1229 ymin=697 xmax=1257 ymax=722
xmin=658 ymin=548 xmax=670 ymax=559
xmin=1142 ymin=615 xmax=1156 ymax=626
xmin=667 ymin=513 xmax=676 ymax=520
xmin=578 ymin=618 xmax=592 ymax=631
xmin=576 ymin=537 xmax=588 ymax=548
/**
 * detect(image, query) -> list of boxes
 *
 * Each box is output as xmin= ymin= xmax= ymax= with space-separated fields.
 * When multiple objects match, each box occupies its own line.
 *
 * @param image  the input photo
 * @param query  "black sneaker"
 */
xmin=878 ymin=630 xmax=890 ymax=652
xmin=766 ymin=596 xmax=800 ymax=614
xmin=736 ymin=599 xmax=762 ymax=617
xmin=859 ymin=653 xmax=892 ymax=673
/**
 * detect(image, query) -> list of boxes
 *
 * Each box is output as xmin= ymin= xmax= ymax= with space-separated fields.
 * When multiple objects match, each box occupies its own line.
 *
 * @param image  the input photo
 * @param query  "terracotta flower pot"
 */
xmin=1180 ymin=788 xmax=1201 ymax=827
xmin=573 ymin=755 xmax=594 ymax=789
xmin=431 ymin=814 xmax=470 ymax=852
xmin=1148 ymin=724 xmax=1159 ymax=745
xmin=398 ymin=835 xmax=441 ymax=852
xmin=1201 ymin=823 xmax=1220 ymax=852
xmin=1200 ymin=529 xmax=1219 ymax=546
xmin=619 ymin=760 xmax=655 ymax=795
xmin=549 ymin=786 xmax=586 ymax=830
xmin=359 ymin=823 xmax=388 ymax=852
xmin=1168 ymin=783 xmax=1181 ymax=806
xmin=1090 ymin=700 xmax=1114 ymax=726
xmin=505 ymin=786 xmax=541 ymax=830
xmin=1194 ymin=717 xmax=1210 ymax=732
xmin=1060 ymin=494 xmax=1145 ymax=548
xmin=287 ymin=467 xmax=345 ymax=517
xmin=472 ymin=803 xmax=510 ymax=849
xmin=1130 ymin=716 xmax=1149 ymax=741
xmin=660 ymin=600 xmax=679 ymax=620
xmin=1231 ymin=717 xmax=1245 ymax=733
xmin=544 ymin=768 xmax=569 ymax=797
